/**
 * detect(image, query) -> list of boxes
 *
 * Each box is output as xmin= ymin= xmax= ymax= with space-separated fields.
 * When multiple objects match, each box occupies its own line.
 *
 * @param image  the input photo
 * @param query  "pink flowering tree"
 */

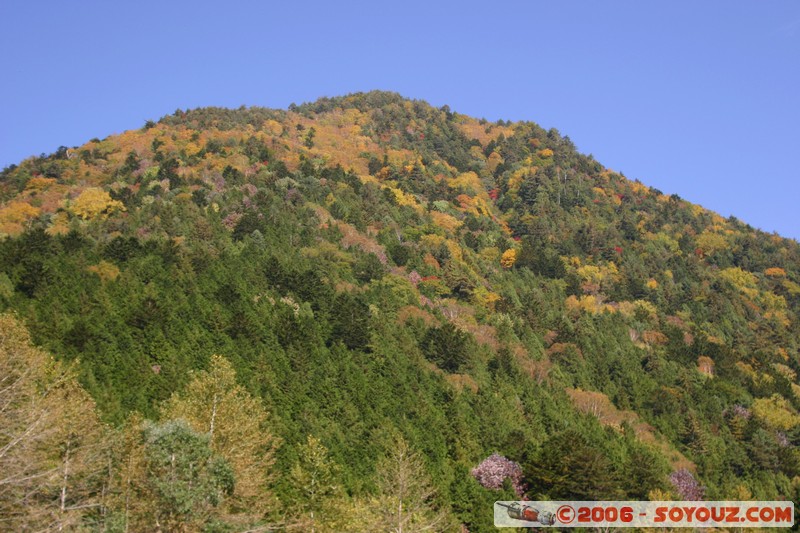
xmin=471 ymin=453 xmax=526 ymax=497
xmin=728 ymin=405 xmax=751 ymax=419
xmin=669 ymin=469 xmax=705 ymax=500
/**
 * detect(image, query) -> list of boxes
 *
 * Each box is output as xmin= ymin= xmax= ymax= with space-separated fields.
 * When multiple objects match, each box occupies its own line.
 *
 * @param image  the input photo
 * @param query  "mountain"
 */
xmin=1 ymin=91 xmax=798 ymax=531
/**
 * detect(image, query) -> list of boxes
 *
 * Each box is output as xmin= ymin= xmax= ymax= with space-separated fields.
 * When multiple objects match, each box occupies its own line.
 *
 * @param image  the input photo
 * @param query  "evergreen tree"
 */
xmin=421 ymin=323 xmax=470 ymax=373
xmin=526 ymin=430 xmax=624 ymax=500
xmin=330 ymin=293 xmax=371 ymax=351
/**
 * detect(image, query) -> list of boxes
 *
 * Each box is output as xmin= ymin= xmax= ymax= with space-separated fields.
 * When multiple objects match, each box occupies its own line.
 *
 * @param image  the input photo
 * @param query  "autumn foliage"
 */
xmin=0 ymin=92 xmax=798 ymax=528
xmin=500 ymin=248 xmax=517 ymax=269
xmin=70 ymin=187 xmax=125 ymax=220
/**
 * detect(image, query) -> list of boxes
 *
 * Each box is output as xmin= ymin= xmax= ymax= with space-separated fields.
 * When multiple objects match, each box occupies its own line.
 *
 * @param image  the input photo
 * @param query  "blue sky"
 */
xmin=1 ymin=1 xmax=798 ymax=239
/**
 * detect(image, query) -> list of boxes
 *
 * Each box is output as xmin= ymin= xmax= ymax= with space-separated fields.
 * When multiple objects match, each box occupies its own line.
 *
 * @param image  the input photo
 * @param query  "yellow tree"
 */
xmin=289 ymin=435 xmax=342 ymax=533
xmin=69 ymin=187 xmax=125 ymax=220
xmin=752 ymin=394 xmax=800 ymax=431
xmin=500 ymin=249 xmax=517 ymax=269
xmin=0 ymin=314 xmax=109 ymax=531
xmin=162 ymin=354 xmax=279 ymax=526
xmin=0 ymin=201 xmax=40 ymax=236
xmin=106 ymin=412 xmax=148 ymax=532
xmin=375 ymin=436 xmax=452 ymax=533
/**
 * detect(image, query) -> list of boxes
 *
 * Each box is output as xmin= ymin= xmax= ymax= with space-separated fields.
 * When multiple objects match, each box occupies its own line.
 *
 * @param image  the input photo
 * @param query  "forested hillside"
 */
xmin=1 ymin=91 xmax=799 ymax=531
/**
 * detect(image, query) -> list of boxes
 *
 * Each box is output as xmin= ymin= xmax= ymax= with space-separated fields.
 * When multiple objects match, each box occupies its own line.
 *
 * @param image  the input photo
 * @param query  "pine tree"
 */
xmin=526 ymin=430 xmax=624 ymax=500
xmin=680 ymin=412 xmax=709 ymax=456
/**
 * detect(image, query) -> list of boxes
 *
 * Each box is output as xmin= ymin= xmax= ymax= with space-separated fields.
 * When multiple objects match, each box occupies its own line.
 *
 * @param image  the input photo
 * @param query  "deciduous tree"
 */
xmin=289 ymin=435 xmax=341 ymax=533
xmin=0 ymin=314 xmax=109 ymax=531
xmin=162 ymin=355 xmax=279 ymax=525
xmin=375 ymin=436 xmax=451 ymax=533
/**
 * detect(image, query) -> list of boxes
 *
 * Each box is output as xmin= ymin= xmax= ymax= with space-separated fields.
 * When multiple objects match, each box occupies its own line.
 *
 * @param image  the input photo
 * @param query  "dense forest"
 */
xmin=1 ymin=91 xmax=798 ymax=531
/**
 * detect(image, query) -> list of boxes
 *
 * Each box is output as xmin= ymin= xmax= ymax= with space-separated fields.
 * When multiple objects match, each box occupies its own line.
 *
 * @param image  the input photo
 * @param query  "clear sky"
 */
xmin=1 ymin=1 xmax=798 ymax=239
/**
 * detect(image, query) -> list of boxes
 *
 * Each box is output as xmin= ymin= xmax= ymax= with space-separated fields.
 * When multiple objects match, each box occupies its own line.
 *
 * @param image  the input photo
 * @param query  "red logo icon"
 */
xmin=557 ymin=505 xmax=576 ymax=524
